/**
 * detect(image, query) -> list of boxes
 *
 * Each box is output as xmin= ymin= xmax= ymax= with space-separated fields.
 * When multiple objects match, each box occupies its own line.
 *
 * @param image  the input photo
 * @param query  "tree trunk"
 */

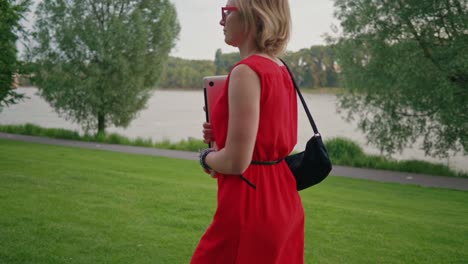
xmin=97 ymin=113 xmax=106 ymax=134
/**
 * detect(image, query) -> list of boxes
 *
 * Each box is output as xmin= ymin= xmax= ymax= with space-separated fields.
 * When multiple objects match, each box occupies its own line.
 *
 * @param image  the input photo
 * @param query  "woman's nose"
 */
xmin=220 ymin=19 xmax=225 ymax=26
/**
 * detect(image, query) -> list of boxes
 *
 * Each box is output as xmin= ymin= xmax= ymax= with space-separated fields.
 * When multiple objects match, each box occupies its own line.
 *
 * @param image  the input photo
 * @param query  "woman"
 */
xmin=191 ymin=0 xmax=304 ymax=263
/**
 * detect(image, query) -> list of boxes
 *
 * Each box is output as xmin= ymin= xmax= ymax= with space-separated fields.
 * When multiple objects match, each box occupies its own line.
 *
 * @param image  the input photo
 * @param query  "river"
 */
xmin=1 ymin=87 xmax=466 ymax=173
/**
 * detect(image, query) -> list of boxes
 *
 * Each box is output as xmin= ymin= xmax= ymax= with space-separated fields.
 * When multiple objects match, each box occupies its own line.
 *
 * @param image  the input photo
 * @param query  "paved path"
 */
xmin=1 ymin=132 xmax=467 ymax=191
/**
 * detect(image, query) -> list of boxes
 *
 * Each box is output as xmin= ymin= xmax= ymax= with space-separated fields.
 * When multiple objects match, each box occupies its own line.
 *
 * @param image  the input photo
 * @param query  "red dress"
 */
xmin=191 ymin=55 xmax=304 ymax=264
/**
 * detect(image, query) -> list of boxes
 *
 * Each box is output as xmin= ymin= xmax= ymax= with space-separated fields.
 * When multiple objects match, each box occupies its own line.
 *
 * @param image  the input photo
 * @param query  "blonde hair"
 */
xmin=236 ymin=0 xmax=292 ymax=56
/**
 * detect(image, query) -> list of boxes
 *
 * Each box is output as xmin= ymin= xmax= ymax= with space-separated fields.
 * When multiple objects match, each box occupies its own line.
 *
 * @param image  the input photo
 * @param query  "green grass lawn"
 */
xmin=1 ymin=139 xmax=467 ymax=264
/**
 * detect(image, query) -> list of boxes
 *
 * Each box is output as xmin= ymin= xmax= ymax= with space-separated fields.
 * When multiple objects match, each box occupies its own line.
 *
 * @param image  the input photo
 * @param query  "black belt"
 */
xmin=240 ymin=159 xmax=284 ymax=189
xmin=251 ymin=159 xmax=283 ymax=165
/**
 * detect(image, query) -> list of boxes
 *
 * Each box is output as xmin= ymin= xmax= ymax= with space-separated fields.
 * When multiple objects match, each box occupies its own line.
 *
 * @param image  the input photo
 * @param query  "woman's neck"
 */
xmin=239 ymin=49 xmax=258 ymax=59
xmin=238 ymin=36 xmax=259 ymax=59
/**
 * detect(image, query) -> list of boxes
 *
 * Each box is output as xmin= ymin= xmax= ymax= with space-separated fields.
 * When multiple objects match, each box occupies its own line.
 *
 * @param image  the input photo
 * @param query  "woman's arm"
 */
xmin=204 ymin=64 xmax=261 ymax=175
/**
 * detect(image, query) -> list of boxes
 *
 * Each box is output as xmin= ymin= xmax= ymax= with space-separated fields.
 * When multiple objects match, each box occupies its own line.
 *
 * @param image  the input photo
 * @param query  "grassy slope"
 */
xmin=0 ymin=139 xmax=467 ymax=264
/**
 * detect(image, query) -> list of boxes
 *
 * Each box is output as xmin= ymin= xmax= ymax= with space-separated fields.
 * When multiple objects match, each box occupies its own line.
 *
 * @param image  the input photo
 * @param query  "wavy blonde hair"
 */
xmin=236 ymin=0 xmax=291 ymax=56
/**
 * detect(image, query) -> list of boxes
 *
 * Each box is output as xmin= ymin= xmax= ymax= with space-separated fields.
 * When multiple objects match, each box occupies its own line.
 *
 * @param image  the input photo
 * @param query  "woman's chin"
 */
xmin=224 ymin=38 xmax=238 ymax=48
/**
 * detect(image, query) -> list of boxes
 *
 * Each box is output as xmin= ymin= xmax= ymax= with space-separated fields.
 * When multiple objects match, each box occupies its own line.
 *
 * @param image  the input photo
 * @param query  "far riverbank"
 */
xmin=1 ymin=87 xmax=466 ymax=173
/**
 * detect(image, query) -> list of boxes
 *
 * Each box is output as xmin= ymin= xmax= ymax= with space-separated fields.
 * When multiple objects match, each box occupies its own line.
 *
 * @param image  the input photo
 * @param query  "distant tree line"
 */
xmin=158 ymin=45 xmax=341 ymax=89
xmin=158 ymin=57 xmax=216 ymax=89
xmin=282 ymin=45 xmax=340 ymax=88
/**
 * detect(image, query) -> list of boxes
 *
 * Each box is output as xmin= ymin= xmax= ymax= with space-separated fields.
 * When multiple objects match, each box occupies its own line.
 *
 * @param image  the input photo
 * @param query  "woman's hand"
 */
xmin=202 ymin=167 xmax=217 ymax=178
xmin=202 ymin=106 xmax=216 ymax=144
xmin=203 ymin=124 xmax=218 ymax=178
xmin=203 ymin=122 xmax=215 ymax=144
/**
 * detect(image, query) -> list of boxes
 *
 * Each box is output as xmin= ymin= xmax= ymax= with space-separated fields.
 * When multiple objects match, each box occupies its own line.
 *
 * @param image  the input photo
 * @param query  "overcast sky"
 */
xmin=170 ymin=0 xmax=339 ymax=60
xmin=23 ymin=0 xmax=339 ymax=60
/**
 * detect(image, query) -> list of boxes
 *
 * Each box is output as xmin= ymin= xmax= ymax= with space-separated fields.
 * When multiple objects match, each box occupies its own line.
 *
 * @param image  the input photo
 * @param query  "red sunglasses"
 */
xmin=221 ymin=6 xmax=239 ymax=22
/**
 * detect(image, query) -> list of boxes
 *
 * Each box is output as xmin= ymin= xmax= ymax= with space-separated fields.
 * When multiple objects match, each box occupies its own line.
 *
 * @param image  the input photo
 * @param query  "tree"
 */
xmin=333 ymin=0 xmax=467 ymax=158
xmin=0 ymin=0 xmax=30 ymax=111
xmin=30 ymin=0 xmax=180 ymax=134
xmin=282 ymin=46 xmax=340 ymax=88
xmin=214 ymin=49 xmax=240 ymax=75
xmin=158 ymin=57 xmax=216 ymax=89
xmin=281 ymin=50 xmax=307 ymax=87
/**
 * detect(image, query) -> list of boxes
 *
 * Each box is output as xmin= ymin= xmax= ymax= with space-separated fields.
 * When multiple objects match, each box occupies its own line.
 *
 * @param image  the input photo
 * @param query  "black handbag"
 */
xmin=280 ymin=59 xmax=332 ymax=191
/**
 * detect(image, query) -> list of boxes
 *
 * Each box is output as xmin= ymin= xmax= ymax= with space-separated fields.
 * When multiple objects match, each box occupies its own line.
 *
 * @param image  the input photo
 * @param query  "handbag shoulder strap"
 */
xmin=279 ymin=58 xmax=320 ymax=135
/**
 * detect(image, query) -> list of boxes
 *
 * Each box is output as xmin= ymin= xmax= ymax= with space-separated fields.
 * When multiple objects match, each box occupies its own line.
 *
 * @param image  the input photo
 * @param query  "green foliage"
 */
xmin=0 ymin=123 xmax=81 ymax=139
xmin=152 ymin=47 xmax=341 ymax=90
xmin=325 ymin=137 xmax=467 ymax=178
xmin=158 ymin=57 xmax=216 ymax=89
xmin=282 ymin=45 xmax=340 ymax=88
xmin=326 ymin=137 xmax=365 ymax=162
xmin=0 ymin=0 xmax=30 ymax=110
xmin=29 ymin=0 xmax=180 ymax=134
xmin=333 ymin=0 xmax=468 ymax=158
xmin=154 ymin=137 xmax=205 ymax=151
xmin=105 ymin=133 xmax=132 ymax=145
xmin=0 ymin=123 xmax=206 ymax=151
xmin=214 ymin=48 xmax=240 ymax=75
xmin=1 ymin=139 xmax=468 ymax=263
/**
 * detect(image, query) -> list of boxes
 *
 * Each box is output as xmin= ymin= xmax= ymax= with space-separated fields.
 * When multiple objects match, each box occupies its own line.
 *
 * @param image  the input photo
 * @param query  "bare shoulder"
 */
xmin=229 ymin=64 xmax=260 ymax=87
